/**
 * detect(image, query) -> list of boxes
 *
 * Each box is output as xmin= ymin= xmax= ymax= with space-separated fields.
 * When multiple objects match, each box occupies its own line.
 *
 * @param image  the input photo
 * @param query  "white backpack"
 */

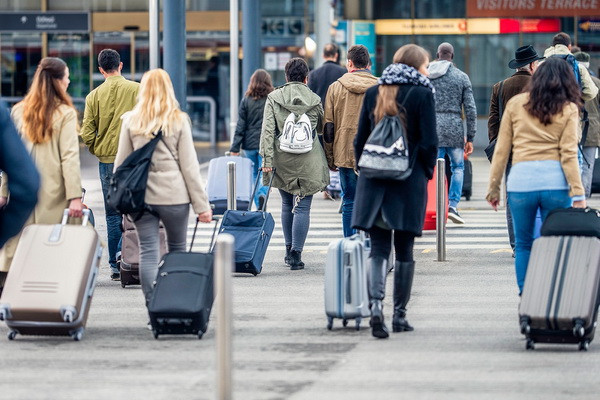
xmin=279 ymin=113 xmax=313 ymax=154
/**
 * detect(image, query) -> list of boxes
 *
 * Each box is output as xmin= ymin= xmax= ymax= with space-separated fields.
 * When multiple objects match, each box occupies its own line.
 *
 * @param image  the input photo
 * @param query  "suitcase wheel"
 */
xmin=579 ymin=340 xmax=590 ymax=351
xmin=153 ymin=330 xmax=159 ymax=340
xmin=121 ymin=283 xmax=126 ymax=288
xmin=526 ymin=339 xmax=535 ymax=350
xmin=7 ymin=331 xmax=17 ymax=341
xmin=72 ymin=328 xmax=84 ymax=341
xmin=355 ymin=318 xmax=361 ymax=331
xmin=520 ymin=321 xmax=531 ymax=335
xmin=197 ymin=332 xmax=204 ymax=340
xmin=573 ymin=322 xmax=586 ymax=338
xmin=342 ymin=319 xmax=348 ymax=327
xmin=326 ymin=316 xmax=333 ymax=331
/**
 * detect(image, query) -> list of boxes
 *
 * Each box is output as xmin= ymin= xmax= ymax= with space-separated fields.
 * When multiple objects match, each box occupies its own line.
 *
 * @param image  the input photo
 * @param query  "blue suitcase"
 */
xmin=219 ymin=172 xmax=275 ymax=276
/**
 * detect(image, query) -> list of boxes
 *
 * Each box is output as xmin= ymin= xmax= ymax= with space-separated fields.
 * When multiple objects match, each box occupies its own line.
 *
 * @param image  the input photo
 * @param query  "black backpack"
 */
xmin=107 ymin=131 xmax=162 ymax=217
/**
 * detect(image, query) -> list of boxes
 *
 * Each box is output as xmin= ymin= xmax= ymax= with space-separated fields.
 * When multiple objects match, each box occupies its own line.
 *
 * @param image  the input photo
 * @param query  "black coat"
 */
xmin=308 ymin=61 xmax=347 ymax=105
xmin=352 ymin=84 xmax=438 ymax=236
xmin=230 ymin=96 xmax=267 ymax=152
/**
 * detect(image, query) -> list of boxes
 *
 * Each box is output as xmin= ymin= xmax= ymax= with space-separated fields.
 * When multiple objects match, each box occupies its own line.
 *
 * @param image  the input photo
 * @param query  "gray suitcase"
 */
xmin=0 ymin=210 xmax=102 ymax=341
xmin=325 ymin=233 xmax=370 ymax=331
xmin=519 ymin=236 xmax=600 ymax=351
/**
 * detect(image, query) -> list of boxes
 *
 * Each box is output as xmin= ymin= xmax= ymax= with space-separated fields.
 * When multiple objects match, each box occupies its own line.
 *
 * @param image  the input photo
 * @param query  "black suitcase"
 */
xmin=445 ymin=155 xmax=472 ymax=201
xmin=148 ymin=218 xmax=218 ymax=340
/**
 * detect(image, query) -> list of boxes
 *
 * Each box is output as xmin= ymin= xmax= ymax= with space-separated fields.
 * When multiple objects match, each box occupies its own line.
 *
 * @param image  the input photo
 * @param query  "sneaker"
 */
xmin=447 ymin=207 xmax=465 ymax=224
xmin=111 ymin=272 xmax=121 ymax=281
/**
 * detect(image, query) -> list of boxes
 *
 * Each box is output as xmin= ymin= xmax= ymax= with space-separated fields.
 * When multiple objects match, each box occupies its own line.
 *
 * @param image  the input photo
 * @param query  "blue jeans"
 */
xmin=437 ymin=147 xmax=464 ymax=209
xmin=243 ymin=149 xmax=269 ymax=208
xmin=338 ymin=167 xmax=357 ymax=237
xmin=508 ymin=190 xmax=571 ymax=294
xmin=99 ymin=162 xmax=123 ymax=274
xmin=279 ymin=190 xmax=313 ymax=252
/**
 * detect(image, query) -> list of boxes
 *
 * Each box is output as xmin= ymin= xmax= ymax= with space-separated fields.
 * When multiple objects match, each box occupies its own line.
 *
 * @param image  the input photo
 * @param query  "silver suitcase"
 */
xmin=324 ymin=233 xmax=370 ymax=331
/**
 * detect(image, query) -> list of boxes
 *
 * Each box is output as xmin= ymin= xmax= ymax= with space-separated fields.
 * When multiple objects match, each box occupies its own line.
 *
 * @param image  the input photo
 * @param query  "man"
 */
xmin=488 ymin=45 xmax=543 ymax=253
xmin=428 ymin=42 xmax=477 ymax=224
xmin=308 ymin=43 xmax=347 ymax=106
xmin=323 ymin=45 xmax=377 ymax=237
xmin=543 ymin=32 xmax=598 ymax=102
xmin=81 ymin=49 xmax=139 ymax=281
xmin=0 ymin=101 xmax=40 ymax=294
xmin=573 ymin=51 xmax=600 ymax=198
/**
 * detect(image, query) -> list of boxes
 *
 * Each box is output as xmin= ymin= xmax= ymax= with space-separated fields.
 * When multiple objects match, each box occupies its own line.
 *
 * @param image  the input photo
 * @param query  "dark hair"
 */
xmin=524 ymin=57 xmax=583 ymax=125
xmin=98 ymin=49 xmax=121 ymax=72
xmin=347 ymin=45 xmax=370 ymax=69
xmin=245 ymin=69 xmax=274 ymax=100
xmin=285 ymin=58 xmax=309 ymax=83
xmin=552 ymin=32 xmax=571 ymax=47
xmin=323 ymin=43 xmax=338 ymax=59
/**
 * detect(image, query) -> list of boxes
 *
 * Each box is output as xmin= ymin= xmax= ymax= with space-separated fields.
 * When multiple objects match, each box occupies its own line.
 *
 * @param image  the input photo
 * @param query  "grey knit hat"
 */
xmin=573 ymin=51 xmax=590 ymax=63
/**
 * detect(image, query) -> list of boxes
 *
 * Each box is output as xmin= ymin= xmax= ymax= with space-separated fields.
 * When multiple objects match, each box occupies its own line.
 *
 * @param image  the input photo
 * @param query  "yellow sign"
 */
xmin=376 ymin=18 xmax=511 ymax=35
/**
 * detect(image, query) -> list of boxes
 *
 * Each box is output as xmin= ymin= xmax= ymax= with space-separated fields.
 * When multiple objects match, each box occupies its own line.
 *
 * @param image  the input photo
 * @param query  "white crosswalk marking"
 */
xmin=188 ymin=192 xmax=512 ymax=253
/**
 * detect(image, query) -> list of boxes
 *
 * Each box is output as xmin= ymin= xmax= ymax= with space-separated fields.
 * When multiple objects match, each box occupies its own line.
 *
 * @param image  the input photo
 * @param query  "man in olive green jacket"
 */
xmin=81 ymin=49 xmax=139 ymax=280
xmin=324 ymin=45 xmax=377 ymax=237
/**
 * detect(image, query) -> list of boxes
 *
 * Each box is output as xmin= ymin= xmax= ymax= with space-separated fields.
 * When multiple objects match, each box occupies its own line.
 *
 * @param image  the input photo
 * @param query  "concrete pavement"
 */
xmin=1 ymin=153 xmax=599 ymax=400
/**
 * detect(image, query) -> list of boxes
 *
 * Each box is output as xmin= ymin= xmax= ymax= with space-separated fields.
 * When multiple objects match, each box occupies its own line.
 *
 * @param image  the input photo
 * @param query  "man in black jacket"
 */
xmin=0 ymin=100 xmax=40 ymax=293
xmin=308 ymin=43 xmax=347 ymax=105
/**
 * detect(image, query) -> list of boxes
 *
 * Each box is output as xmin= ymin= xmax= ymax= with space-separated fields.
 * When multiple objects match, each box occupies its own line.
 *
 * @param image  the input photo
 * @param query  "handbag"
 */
xmin=540 ymin=207 xmax=600 ymax=239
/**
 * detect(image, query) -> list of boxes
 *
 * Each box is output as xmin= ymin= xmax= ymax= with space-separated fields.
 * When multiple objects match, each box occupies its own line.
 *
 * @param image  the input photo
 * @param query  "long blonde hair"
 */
xmin=374 ymin=44 xmax=429 ymax=123
xmin=126 ymin=68 xmax=188 ymax=137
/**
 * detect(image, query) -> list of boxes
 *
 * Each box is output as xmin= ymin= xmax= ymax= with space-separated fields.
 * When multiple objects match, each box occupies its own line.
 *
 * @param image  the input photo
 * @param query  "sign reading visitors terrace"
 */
xmin=0 ymin=12 xmax=89 ymax=32
xmin=467 ymin=0 xmax=600 ymax=17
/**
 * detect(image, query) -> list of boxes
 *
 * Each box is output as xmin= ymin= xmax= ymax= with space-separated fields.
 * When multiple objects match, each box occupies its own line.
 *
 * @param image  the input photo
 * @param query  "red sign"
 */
xmin=468 ymin=0 xmax=600 ymax=17
xmin=499 ymin=18 xmax=561 ymax=33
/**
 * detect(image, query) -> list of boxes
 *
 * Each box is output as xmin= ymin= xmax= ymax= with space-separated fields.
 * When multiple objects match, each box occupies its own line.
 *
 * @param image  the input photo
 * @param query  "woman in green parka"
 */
xmin=260 ymin=58 xmax=329 ymax=270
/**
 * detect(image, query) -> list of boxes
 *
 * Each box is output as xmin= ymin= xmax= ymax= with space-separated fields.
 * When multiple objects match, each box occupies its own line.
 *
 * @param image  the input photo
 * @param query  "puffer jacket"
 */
xmin=324 ymin=70 xmax=378 ymax=169
xmin=428 ymin=60 xmax=477 ymax=148
xmin=584 ymin=76 xmax=600 ymax=147
xmin=230 ymin=96 xmax=267 ymax=152
xmin=259 ymin=82 xmax=329 ymax=196
xmin=543 ymin=44 xmax=598 ymax=102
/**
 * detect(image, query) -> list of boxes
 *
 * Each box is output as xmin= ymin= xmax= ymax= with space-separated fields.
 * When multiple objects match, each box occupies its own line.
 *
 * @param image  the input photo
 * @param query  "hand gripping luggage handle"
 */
xmin=189 ymin=216 xmax=220 ymax=253
xmin=248 ymin=167 xmax=276 ymax=211
xmin=61 ymin=208 xmax=91 ymax=226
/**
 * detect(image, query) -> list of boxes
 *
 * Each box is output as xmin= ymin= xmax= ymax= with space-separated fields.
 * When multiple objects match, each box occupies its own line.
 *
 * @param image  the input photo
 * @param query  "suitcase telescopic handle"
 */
xmin=61 ymin=208 xmax=91 ymax=226
xmin=189 ymin=216 xmax=220 ymax=253
xmin=248 ymin=167 xmax=276 ymax=211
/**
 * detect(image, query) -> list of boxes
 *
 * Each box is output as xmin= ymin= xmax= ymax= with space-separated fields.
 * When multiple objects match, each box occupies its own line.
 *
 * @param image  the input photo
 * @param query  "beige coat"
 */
xmin=0 ymin=103 xmax=82 ymax=272
xmin=487 ymin=92 xmax=583 ymax=202
xmin=114 ymin=114 xmax=210 ymax=214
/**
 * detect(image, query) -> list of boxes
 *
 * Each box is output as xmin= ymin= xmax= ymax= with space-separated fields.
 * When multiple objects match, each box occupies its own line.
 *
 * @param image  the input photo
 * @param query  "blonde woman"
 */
xmin=0 ymin=57 xmax=82 ymax=276
xmin=114 ymin=69 xmax=212 ymax=305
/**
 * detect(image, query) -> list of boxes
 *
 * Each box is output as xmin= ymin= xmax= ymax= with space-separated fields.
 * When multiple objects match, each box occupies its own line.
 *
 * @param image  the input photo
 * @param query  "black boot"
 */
xmin=368 ymin=256 xmax=389 ymax=339
xmin=284 ymin=245 xmax=292 ymax=267
xmin=392 ymin=261 xmax=415 ymax=332
xmin=289 ymin=250 xmax=304 ymax=270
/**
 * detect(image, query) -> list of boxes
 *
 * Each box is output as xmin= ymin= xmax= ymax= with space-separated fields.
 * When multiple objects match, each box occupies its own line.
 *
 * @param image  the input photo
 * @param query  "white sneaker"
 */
xmin=448 ymin=207 xmax=465 ymax=224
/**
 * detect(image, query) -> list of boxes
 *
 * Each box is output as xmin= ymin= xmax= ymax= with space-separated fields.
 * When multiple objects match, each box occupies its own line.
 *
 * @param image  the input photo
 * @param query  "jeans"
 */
xmin=99 ymin=162 xmax=122 ymax=274
xmin=279 ymin=190 xmax=313 ymax=252
xmin=508 ymin=190 xmax=571 ymax=294
xmin=133 ymin=204 xmax=189 ymax=305
xmin=243 ymin=149 xmax=269 ymax=208
xmin=338 ymin=167 xmax=357 ymax=237
xmin=437 ymin=147 xmax=464 ymax=209
xmin=581 ymin=146 xmax=597 ymax=198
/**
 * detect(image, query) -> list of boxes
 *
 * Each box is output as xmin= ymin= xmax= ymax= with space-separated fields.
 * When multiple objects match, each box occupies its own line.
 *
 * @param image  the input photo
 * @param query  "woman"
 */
xmin=114 ymin=69 xmax=212 ymax=306
xmin=230 ymin=69 xmax=274 ymax=209
xmin=487 ymin=57 xmax=585 ymax=295
xmin=353 ymin=45 xmax=438 ymax=339
xmin=0 ymin=57 xmax=83 ymax=277
xmin=260 ymin=58 xmax=329 ymax=270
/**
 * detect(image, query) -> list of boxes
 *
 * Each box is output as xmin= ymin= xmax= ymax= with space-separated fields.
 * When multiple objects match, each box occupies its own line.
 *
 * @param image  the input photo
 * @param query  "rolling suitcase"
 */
xmin=325 ymin=233 xmax=370 ymax=331
xmin=148 ymin=218 xmax=219 ymax=340
xmin=206 ymin=154 xmax=254 ymax=214
xmin=119 ymin=216 xmax=167 ymax=288
xmin=519 ymin=235 xmax=600 ymax=351
xmin=0 ymin=210 xmax=102 ymax=341
xmin=219 ymin=172 xmax=275 ymax=275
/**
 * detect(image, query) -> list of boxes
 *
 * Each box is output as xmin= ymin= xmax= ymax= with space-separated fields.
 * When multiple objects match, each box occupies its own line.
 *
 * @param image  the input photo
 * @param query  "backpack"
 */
xmin=279 ymin=113 xmax=313 ymax=154
xmin=552 ymin=53 xmax=581 ymax=87
xmin=107 ymin=131 xmax=162 ymax=217
xmin=357 ymin=87 xmax=415 ymax=181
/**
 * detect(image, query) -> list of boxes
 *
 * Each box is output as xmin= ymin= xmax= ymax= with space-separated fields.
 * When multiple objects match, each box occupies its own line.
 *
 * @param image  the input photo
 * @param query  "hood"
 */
xmin=269 ymin=82 xmax=321 ymax=114
xmin=543 ymin=44 xmax=570 ymax=58
xmin=337 ymin=71 xmax=378 ymax=94
xmin=427 ymin=60 xmax=452 ymax=79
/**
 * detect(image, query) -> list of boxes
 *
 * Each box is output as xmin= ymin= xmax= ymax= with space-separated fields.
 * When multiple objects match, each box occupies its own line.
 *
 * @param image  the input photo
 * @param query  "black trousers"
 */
xmin=369 ymin=226 xmax=415 ymax=262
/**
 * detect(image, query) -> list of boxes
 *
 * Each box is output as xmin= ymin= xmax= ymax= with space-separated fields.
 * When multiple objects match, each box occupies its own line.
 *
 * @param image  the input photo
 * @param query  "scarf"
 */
xmin=378 ymin=63 xmax=435 ymax=93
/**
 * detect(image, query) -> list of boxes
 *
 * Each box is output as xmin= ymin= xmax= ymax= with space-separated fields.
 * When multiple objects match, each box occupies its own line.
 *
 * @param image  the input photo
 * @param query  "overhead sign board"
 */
xmin=0 ymin=12 xmax=90 ymax=32
xmin=467 ymin=0 xmax=600 ymax=17
xmin=579 ymin=19 xmax=600 ymax=31
xmin=376 ymin=18 xmax=560 ymax=35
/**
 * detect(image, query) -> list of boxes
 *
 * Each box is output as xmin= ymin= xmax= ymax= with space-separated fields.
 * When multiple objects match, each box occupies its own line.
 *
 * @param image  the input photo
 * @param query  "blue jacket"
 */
xmin=0 ymin=101 xmax=39 ymax=248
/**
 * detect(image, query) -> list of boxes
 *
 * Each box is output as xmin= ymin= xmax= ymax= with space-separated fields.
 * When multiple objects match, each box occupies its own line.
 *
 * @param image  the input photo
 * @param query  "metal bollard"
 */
xmin=227 ymin=162 xmax=236 ymax=210
xmin=215 ymin=234 xmax=234 ymax=400
xmin=436 ymin=158 xmax=446 ymax=262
